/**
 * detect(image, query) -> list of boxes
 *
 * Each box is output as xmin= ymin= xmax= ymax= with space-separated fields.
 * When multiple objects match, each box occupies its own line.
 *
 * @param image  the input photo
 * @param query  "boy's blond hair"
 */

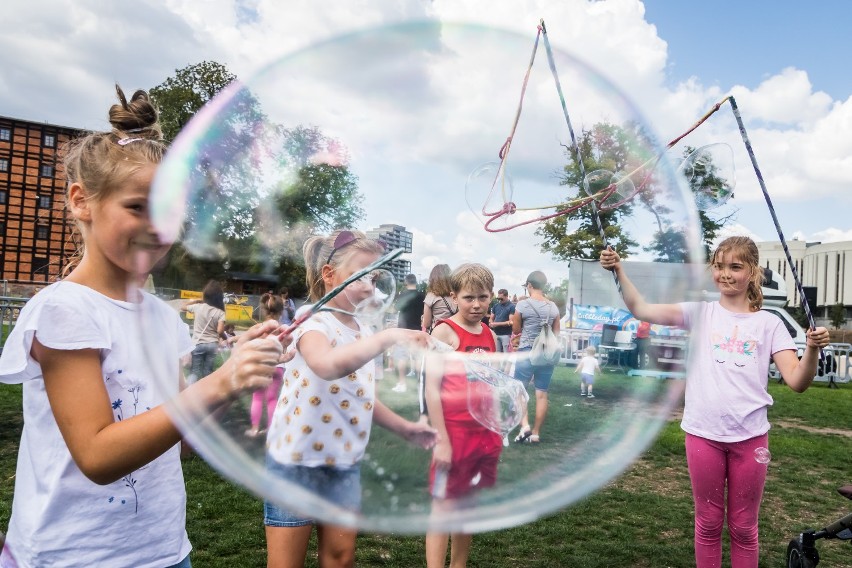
xmin=585 ymin=346 xmax=596 ymax=356
xmin=450 ymin=263 xmax=494 ymax=294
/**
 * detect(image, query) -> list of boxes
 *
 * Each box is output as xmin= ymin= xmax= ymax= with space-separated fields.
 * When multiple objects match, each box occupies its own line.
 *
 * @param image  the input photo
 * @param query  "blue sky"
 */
xmin=643 ymin=1 xmax=852 ymax=102
xmin=1 ymin=0 xmax=849 ymax=292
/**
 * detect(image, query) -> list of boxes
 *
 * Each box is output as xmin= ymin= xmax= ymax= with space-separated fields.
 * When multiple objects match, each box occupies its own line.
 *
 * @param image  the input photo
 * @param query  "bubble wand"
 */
xmin=726 ymin=95 xmax=823 ymax=361
xmin=278 ymin=246 xmax=404 ymax=336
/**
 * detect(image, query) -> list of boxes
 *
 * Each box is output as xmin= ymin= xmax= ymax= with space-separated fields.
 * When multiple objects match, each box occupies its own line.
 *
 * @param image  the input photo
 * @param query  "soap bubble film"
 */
xmin=140 ymin=21 xmax=704 ymax=534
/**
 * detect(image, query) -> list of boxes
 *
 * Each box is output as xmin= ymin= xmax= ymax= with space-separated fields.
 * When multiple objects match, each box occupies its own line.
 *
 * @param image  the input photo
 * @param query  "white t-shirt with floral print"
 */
xmin=0 ymin=281 xmax=193 ymax=568
xmin=267 ymin=311 xmax=377 ymax=468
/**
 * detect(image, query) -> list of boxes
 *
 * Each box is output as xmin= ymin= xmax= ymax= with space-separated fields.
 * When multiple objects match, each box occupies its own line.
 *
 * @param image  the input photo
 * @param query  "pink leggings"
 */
xmin=685 ymin=433 xmax=768 ymax=568
xmin=250 ymin=367 xmax=283 ymax=430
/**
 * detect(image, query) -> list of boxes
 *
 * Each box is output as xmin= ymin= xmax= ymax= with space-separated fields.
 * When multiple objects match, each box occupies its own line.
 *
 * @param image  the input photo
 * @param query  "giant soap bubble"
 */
xmin=139 ymin=21 xmax=704 ymax=534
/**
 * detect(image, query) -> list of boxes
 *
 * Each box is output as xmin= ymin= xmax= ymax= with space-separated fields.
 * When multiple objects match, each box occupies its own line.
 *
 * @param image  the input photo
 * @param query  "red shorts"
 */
xmin=429 ymin=422 xmax=502 ymax=499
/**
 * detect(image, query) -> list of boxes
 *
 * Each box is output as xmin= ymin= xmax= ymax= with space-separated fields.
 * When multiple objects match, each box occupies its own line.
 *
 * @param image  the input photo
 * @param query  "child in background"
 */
xmin=576 ymin=346 xmax=601 ymax=398
xmin=264 ymin=230 xmax=436 ymax=568
xmin=600 ymin=237 xmax=830 ymax=568
xmin=0 ymin=85 xmax=285 ymax=568
xmin=246 ymin=293 xmax=286 ymax=438
xmin=221 ymin=322 xmax=238 ymax=349
xmin=424 ymin=263 xmax=503 ymax=568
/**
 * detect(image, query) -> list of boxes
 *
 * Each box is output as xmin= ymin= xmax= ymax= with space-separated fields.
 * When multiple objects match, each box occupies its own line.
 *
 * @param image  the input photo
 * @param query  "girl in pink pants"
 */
xmin=601 ymin=237 xmax=830 ymax=567
xmin=246 ymin=292 xmax=286 ymax=437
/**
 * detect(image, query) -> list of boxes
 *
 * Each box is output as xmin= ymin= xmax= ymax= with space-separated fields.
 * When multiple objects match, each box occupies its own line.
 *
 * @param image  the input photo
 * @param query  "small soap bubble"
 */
xmin=754 ymin=447 xmax=772 ymax=464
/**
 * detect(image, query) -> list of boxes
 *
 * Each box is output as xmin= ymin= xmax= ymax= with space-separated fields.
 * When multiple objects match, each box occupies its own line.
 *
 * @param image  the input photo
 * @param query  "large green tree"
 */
xmin=149 ymin=61 xmax=236 ymax=143
xmin=149 ymin=63 xmax=364 ymax=295
xmin=537 ymin=122 xmax=645 ymax=261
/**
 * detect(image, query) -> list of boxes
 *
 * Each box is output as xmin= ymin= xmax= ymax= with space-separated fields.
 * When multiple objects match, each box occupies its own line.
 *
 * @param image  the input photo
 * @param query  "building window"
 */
xmin=44 ymin=133 xmax=56 ymax=148
xmin=38 ymin=195 xmax=52 ymax=208
xmin=36 ymin=225 xmax=49 ymax=240
xmin=0 ymin=190 xmax=7 ymax=204
xmin=0 ymin=128 xmax=10 ymax=141
xmin=40 ymin=164 xmax=55 ymax=177
xmin=0 ymin=158 xmax=7 ymax=172
xmin=32 ymin=256 xmax=50 ymax=276
xmin=0 ymin=221 xmax=5 ymax=235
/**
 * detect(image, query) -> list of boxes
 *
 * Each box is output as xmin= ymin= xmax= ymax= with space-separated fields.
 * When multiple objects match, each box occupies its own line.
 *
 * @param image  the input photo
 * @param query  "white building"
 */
xmin=756 ymin=239 xmax=851 ymax=328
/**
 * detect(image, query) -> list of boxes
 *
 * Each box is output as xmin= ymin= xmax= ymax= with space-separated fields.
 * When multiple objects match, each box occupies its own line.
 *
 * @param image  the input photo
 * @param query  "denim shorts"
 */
xmin=165 ymin=554 xmax=191 ymax=568
xmin=264 ymin=458 xmax=362 ymax=527
xmin=513 ymin=347 xmax=556 ymax=392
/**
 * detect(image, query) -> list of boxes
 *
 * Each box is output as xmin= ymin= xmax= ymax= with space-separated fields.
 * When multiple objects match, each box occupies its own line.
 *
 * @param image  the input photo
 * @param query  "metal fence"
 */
xmin=0 ymin=296 xmax=28 ymax=355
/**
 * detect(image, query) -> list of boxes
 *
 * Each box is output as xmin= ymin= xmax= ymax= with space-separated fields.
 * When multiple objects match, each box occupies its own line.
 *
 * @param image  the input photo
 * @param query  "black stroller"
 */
xmin=786 ymin=485 xmax=852 ymax=567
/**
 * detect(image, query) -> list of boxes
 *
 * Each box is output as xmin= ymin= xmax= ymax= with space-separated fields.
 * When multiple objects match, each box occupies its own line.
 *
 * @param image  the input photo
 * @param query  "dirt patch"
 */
xmin=667 ymin=411 xmax=852 ymax=438
xmin=772 ymin=418 xmax=852 ymax=438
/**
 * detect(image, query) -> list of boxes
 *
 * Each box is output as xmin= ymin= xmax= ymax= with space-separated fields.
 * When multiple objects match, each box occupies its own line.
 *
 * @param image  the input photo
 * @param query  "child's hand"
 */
xmin=599 ymin=246 xmax=621 ymax=272
xmin=806 ymin=327 xmax=830 ymax=349
xmin=432 ymin=438 xmax=451 ymax=468
xmin=224 ymin=320 xmax=284 ymax=396
xmin=402 ymin=420 xmax=437 ymax=450
xmin=387 ymin=328 xmax=432 ymax=351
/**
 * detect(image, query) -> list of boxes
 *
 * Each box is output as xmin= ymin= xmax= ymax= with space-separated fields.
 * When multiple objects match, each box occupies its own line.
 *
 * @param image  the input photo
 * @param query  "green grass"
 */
xmin=2 ymin=369 xmax=851 ymax=567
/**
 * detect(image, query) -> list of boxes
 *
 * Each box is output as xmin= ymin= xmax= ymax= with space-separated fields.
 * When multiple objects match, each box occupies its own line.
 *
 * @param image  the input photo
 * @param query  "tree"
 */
xmin=537 ymin=122 xmax=644 ymax=261
xmin=149 ymin=61 xmax=236 ymax=142
xmin=640 ymin=145 xmax=736 ymax=262
xmin=830 ymin=302 xmax=846 ymax=329
xmin=148 ymin=63 xmax=365 ymax=295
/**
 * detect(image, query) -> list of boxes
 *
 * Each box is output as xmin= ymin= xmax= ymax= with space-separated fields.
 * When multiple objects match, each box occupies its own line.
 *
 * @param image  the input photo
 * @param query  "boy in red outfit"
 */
xmin=424 ymin=263 xmax=503 ymax=568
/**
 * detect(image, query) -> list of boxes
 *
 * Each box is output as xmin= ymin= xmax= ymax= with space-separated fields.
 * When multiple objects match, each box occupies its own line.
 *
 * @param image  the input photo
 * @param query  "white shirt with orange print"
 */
xmin=267 ymin=311 xmax=377 ymax=468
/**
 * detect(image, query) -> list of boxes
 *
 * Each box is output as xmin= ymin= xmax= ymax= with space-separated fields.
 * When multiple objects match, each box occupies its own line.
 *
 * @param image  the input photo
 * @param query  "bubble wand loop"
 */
xmin=480 ymin=96 xmax=730 ymax=233
xmin=486 ymin=26 xmax=543 ymax=217
xmin=278 ymin=247 xmax=404 ymax=337
xmin=726 ymin=96 xmax=824 ymax=362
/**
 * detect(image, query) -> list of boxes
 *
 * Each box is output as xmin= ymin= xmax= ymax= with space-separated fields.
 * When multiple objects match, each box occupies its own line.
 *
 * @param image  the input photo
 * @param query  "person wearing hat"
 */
xmin=511 ymin=271 xmax=560 ymax=444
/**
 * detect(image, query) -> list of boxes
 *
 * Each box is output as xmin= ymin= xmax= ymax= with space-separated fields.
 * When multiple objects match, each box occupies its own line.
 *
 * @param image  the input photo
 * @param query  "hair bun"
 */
xmin=109 ymin=84 xmax=162 ymax=140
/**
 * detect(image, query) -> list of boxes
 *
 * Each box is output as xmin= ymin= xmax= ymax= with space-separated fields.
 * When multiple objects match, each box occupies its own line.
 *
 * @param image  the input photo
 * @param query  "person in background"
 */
xmin=489 ymin=288 xmax=515 ymax=353
xmin=278 ymin=287 xmax=296 ymax=326
xmin=183 ymin=279 xmax=226 ymax=383
xmin=245 ymin=293 xmax=286 ymax=438
xmin=600 ymin=237 xmax=830 ymax=568
xmin=392 ymin=274 xmax=426 ymax=393
xmin=422 ymin=264 xmax=455 ymax=334
xmin=576 ymin=346 xmax=601 ymax=398
xmin=511 ymin=271 xmax=560 ymax=444
xmin=634 ymin=320 xmax=651 ymax=369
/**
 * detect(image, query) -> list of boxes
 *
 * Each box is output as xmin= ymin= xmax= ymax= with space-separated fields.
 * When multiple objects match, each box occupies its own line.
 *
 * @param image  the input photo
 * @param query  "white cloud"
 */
xmin=1 ymin=0 xmax=848 ymax=270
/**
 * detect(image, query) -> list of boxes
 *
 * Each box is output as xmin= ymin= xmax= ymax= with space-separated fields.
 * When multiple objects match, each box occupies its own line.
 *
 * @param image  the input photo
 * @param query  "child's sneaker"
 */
xmin=587 ymin=393 xmax=595 ymax=399
xmin=580 ymin=391 xmax=587 ymax=396
xmin=391 ymin=384 xmax=407 ymax=393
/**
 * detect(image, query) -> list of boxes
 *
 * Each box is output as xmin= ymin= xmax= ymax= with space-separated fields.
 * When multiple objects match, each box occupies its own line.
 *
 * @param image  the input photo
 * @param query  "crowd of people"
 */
xmin=0 ymin=84 xmax=833 ymax=568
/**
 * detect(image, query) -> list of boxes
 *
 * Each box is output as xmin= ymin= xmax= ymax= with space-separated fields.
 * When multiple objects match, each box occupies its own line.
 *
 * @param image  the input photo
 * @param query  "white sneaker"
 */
xmin=587 ymin=393 xmax=595 ymax=399
xmin=391 ymin=384 xmax=407 ymax=393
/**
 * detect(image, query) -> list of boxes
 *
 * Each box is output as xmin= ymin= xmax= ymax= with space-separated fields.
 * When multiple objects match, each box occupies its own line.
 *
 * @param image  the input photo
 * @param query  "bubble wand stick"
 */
xmin=278 ymin=247 xmax=404 ymax=336
xmin=726 ymin=95 xmax=823 ymax=362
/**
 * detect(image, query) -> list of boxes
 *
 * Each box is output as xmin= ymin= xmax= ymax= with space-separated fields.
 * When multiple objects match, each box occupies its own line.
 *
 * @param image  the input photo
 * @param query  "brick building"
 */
xmin=0 ymin=116 xmax=82 ymax=293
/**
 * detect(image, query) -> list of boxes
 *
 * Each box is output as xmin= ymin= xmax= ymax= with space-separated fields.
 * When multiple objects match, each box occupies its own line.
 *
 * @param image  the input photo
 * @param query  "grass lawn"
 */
xmin=2 ymin=367 xmax=851 ymax=567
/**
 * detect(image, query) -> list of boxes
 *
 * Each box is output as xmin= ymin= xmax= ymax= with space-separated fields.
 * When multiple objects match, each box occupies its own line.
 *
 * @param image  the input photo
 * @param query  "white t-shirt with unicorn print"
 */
xmin=680 ymin=301 xmax=796 ymax=442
